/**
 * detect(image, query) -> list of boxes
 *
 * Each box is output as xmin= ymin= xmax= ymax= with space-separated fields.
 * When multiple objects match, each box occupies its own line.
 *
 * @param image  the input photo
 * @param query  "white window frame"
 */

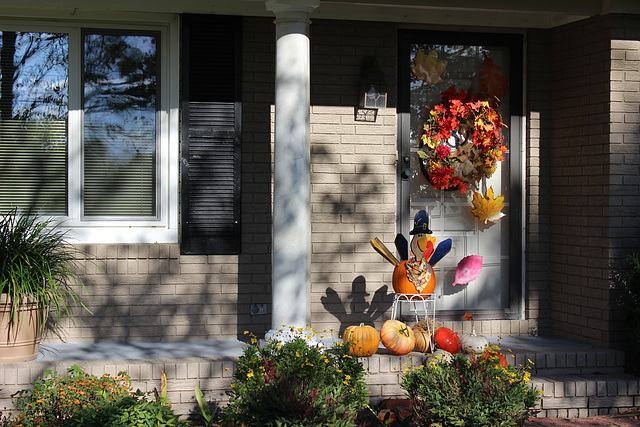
xmin=0 ymin=11 xmax=179 ymax=244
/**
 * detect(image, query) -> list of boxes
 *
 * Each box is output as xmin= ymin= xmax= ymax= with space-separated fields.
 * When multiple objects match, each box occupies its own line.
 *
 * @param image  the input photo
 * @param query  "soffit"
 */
xmin=0 ymin=0 xmax=638 ymax=28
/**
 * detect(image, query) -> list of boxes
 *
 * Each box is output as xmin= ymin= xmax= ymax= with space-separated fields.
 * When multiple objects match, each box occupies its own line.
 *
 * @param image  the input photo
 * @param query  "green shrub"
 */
xmin=221 ymin=327 xmax=368 ymax=427
xmin=3 ymin=365 xmax=187 ymax=427
xmin=612 ymin=250 xmax=640 ymax=375
xmin=67 ymin=390 xmax=188 ymax=427
xmin=401 ymin=349 xmax=540 ymax=426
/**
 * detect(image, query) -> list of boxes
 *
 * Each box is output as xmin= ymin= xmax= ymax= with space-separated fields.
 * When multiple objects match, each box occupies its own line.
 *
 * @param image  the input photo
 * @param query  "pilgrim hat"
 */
xmin=409 ymin=210 xmax=432 ymax=235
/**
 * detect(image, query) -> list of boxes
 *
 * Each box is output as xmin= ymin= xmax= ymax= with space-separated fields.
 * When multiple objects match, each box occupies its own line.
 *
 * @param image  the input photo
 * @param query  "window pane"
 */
xmin=0 ymin=31 xmax=68 ymax=214
xmin=83 ymin=32 xmax=158 ymax=217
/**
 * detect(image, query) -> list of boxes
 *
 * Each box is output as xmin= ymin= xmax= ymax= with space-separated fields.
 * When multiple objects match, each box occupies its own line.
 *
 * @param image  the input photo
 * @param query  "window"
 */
xmin=0 ymin=15 xmax=179 ymax=243
xmin=398 ymin=31 xmax=523 ymax=319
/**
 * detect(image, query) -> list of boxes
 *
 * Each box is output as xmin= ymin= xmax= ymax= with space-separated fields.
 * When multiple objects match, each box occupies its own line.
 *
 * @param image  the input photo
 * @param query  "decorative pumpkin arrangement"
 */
xmin=433 ymin=327 xmax=461 ymax=354
xmin=370 ymin=210 xmax=451 ymax=296
xmin=380 ymin=319 xmax=415 ymax=356
xmin=343 ymin=323 xmax=380 ymax=357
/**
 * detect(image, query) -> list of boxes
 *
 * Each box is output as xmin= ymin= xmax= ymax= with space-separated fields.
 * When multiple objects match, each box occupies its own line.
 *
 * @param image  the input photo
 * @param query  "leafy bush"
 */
xmin=1 ymin=365 xmax=187 ymax=427
xmin=221 ymin=327 xmax=368 ymax=427
xmin=401 ymin=349 xmax=540 ymax=426
xmin=67 ymin=390 xmax=188 ymax=427
xmin=612 ymin=250 xmax=640 ymax=375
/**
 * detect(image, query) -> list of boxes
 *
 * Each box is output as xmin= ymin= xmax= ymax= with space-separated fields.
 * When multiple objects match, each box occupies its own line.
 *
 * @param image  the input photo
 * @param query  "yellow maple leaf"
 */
xmin=470 ymin=187 xmax=506 ymax=224
xmin=411 ymin=49 xmax=447 ymax=85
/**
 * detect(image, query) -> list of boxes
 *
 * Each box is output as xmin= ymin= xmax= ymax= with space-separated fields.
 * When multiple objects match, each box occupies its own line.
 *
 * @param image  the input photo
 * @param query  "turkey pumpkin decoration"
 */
xmin=433 ymin=327 xmax=461 ymax=354
xmin=343 ymin=323 xmax=380 ymax=357
xmin=380 ymin=320 xmax=415 ymax=355
xmin=392 ymin=260 xmax=436 ymax=295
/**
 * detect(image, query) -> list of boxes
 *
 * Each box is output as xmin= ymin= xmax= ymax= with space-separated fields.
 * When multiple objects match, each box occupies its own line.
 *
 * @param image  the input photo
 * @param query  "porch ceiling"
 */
xmin=2 ymin=0 xmax=637 ymax=29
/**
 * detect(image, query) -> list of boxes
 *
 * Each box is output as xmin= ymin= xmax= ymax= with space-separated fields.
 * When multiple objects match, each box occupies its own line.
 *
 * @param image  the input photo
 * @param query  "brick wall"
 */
xmin=608 ymin=14 xmax=640 ymax=346
xmin=549 ymin=15 xmax=613 ymax=346
xmin=308 ymin=20 xmax=399 ymax=335
xmin=609 ymin=17 xmax=640 ymax=260
xmin=526 ymin=29 xmax=554 ymax=336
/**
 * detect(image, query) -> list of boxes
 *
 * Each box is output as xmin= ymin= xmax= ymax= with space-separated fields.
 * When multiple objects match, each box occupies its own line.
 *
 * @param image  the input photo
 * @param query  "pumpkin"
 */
xmin=380 ymin=319 xmax=415 ymax=355
xmin=460 ymin=330 xmax=489 ymax=354
xmin=426 ymin=349 xmax=453 ymax=365
xmin=411 ymin=318 xmax=440 ymax=353
xmin=343 ymin=323 xmax=380 ymax=357
xmin=392 ymin=260 xmax=436 ymax=295
xmin=434 ymin=327 xmax=461 ymax=354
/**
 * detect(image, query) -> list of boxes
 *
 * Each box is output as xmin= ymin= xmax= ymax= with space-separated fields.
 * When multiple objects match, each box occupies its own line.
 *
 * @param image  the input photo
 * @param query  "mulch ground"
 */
xmin=359 ymin=399 xmax=640 ymax=426
xmin=524 ymin=410 xmax=640 ymax=426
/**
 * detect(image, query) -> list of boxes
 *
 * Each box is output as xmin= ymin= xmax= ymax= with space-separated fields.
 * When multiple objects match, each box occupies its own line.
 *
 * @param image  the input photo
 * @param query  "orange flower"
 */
xmin=463 ymin=313 xmax=473 ymax=321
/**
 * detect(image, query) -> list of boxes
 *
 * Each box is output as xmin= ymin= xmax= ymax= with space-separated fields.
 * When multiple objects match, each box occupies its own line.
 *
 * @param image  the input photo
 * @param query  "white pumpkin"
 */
xmin=460 ymin=330 xmax=489 ymax=354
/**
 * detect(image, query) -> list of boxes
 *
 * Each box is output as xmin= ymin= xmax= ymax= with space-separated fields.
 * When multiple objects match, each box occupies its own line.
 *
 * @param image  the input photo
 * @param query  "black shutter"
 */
xmin=181 ymin=14 xmax=242 ymax=254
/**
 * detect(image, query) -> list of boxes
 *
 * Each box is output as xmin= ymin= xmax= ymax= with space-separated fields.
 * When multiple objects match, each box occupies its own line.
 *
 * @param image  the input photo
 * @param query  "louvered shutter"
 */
xmin=180 ymin=15 xmax=241 ymax=254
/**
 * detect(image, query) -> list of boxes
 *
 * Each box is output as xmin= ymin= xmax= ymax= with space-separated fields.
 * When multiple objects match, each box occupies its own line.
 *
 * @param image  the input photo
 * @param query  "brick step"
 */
xmin=488 ymin=336 xmax=627 ymax=375
xmin=530 ymin=372 xmax=640 ymax=418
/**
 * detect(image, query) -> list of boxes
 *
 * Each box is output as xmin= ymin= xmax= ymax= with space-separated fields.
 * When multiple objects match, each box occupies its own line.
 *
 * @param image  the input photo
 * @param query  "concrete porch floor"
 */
xmin=34 ymin=335 xmax=597 ymax=362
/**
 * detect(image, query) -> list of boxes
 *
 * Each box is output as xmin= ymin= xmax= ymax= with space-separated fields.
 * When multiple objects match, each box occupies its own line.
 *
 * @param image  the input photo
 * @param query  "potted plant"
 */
xmin=0 ymin=208 xmax=89 ymax=362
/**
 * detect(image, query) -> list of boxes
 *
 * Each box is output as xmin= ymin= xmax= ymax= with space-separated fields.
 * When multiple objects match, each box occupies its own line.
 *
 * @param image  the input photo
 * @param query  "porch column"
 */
xmin=266 ymin=0 xmax=319 ymax=330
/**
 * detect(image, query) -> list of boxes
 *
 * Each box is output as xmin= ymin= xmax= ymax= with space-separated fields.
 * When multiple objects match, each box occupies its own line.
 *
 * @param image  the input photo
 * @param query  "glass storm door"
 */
xmin=398 ymin=31 xmax=523 ymax=319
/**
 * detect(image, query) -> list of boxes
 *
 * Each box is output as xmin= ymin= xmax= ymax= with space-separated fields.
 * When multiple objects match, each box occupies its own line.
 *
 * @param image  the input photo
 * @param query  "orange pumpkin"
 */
xmin=380 ymin=319 xmax=415 ymax=355
xmin=343 ymin=323 xmax=380 ymax=357
xmin=392 ymin=260 xmax=436 ymax=295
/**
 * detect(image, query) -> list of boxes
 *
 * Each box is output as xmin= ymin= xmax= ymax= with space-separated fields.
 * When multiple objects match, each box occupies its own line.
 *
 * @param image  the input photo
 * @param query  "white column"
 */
xmin=266 ymin=0 xmax=318 ymax=331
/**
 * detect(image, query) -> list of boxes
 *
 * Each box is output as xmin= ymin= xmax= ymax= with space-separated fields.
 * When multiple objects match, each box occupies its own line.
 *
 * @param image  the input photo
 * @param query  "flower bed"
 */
xmin=0 ymin=327 xmax=540 ymax=427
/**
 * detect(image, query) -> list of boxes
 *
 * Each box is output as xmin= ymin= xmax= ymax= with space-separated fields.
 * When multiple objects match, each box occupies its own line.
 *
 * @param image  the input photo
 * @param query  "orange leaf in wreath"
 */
xmin=411 ymin=49 xmax=447 ymax=85
xmin=470 ymin=187 xmax=506 ymax=224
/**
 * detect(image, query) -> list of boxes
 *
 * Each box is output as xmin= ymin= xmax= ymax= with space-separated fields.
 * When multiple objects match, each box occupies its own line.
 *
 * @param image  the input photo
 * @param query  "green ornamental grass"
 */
xmin=0 ymin=208 xmax=88 ymax=330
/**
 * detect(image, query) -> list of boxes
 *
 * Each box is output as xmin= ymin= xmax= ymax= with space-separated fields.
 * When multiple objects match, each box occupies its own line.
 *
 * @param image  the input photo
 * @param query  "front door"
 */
xmin=398 ymin=31 xmax=524 ymax=319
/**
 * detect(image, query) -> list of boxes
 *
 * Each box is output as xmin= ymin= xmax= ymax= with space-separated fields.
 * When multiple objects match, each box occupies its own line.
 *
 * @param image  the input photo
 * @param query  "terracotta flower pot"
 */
xmin=0 ymin=294 xmax=44 ymax=362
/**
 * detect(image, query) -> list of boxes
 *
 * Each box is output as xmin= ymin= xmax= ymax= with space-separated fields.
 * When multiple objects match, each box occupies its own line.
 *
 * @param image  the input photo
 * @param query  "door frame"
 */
xmin=396 ymin=29 xmax=525 ymax=320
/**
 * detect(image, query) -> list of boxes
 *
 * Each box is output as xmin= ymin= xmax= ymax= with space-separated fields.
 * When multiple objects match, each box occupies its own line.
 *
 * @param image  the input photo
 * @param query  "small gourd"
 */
xmin=427 ymin=349 xmax=453 ymax=365
xmin=460 ymin=330 xmax=489 ymax=354
xmin=343 ymin=323 xmax=380 ymax=357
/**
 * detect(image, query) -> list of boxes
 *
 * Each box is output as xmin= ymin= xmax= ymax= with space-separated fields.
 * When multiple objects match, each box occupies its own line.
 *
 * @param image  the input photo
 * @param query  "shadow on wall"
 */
xmin=320 ymin=275 xmax=393 ymax=335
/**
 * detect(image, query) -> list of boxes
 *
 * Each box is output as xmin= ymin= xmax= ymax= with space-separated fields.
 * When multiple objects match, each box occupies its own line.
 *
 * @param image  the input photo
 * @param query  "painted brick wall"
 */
xmin=609 ymin=17 xmax=640 ymax=259
xmin=309 ymin=21 xmax=399 ymax=336
xmin=549 ymin=15 xmax=613 ymax=346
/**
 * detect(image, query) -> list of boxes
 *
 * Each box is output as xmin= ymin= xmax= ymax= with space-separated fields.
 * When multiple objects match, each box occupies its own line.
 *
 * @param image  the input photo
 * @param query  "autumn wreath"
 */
xmin=417 ymin=85 xmax=507 ymax=194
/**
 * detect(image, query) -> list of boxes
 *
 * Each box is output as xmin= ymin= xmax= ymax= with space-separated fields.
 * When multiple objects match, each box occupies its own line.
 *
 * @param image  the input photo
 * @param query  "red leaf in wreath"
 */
xmin=479 ymin=53 xmax=510 ymax=99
